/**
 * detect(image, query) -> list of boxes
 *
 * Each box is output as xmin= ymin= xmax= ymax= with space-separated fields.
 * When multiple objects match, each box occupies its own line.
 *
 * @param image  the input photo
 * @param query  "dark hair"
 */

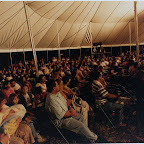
xmin=10 ymin=79 xmax=15 ymax=83
xmin=38 ymin=75 xmax=45 ymax=82
xmin=62 ymin=76 xmax=70 ymax=85
xmin=0 ymin=92 xmax=6 ymax=104
xmin=93 ymin=71 xmax=101 ymax=80
xmin=21 ymin=84 xmax=29 ymax=89
xmin=8 ymin=93 xmax=18 ymax=106
xmin=2 ymin=80 xmax=10 ymax=89
xmin=46 ymin=79 xmax=56 ymax=93
xmin=34 ymin=86 xmax=42 ymax=94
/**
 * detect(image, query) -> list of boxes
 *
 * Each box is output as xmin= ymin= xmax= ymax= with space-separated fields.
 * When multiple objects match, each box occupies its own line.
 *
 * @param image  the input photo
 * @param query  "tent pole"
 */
xmin=23 ymin=2 xmax=38 ymax=75
xmin=69 ymin=48 xmax=70 ymax=58
xmin=134 ymin=1 xmax=139 ymax=62
xmin=129 ymin=22 xmax=132 ymax=55
xmin=80 ymin=47 xmax=81 ymax=58
xmin=47 ymin=50 xmax=48 ymax=62
xmin=10 ymin=50 xmax=13 ymax=69
xmin=23 ymin=49 xmax=26 ymax=64
xmin=57 ymin=20 xmax=61 ymax=61
xmin=120 ymin=46 xmax=122 ymax=55
xmin=90 ymin=22 xmax=93 ymax=58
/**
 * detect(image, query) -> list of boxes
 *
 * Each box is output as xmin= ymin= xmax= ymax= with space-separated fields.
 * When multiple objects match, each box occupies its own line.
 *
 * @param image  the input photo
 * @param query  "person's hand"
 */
xmin=69 ymin=107 xmax=77 ymax=117
xmin=0 ymin=134 xmax=9 ymax=144
xmin=0 ymin=108 xmax=6 ymax=113
xmin=32 ymin=104 xmax=35 ymax=109
xmin=67 ymin=99 xmax=72 ymax=106
xmin=37 ymin=103 xmax=43 ymax=107
xmin=73 ymin=92 xmax=77 ymax=96
xmin=9 ymin=109 xmax=15 ymax=114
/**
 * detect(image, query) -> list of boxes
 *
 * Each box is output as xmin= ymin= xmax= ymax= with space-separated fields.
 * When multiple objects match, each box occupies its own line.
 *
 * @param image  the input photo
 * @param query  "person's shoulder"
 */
xmin=93 ymin=80 xmax=99 ymax=84
xmin=36 ymin=83 xmax=41 ymax=87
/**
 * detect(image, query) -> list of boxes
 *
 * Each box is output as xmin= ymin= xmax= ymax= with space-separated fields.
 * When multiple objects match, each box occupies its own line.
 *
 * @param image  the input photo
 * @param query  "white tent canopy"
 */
xmin=0 ymin=1 xmax=144 ymax=52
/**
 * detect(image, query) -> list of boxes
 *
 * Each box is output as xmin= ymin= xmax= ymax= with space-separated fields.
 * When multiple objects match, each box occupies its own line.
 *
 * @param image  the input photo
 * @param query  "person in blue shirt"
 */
xmin=45 ymin=79 xmax=98 ymax=143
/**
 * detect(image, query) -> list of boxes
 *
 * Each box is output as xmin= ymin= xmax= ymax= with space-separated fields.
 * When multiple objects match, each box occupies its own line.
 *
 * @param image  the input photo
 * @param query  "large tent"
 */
xmin=0 ymin=1 xmax=144 ymax=53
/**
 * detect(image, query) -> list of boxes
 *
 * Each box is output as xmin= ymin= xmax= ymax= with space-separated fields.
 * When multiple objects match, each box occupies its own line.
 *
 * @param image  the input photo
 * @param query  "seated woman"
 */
xmin=34 ymin=87 xmax=45 ymax=108
xmin=19 ymin=76 xmax=32 ymax=92
xmin=75 ymin=65 xmax=88 ymax=84
xmin=0 ymin=93 xmax=35 ymax=144
xmin=8 ymin=93 xmax=47 ymax=143
xmin=35 ymin=75 xmax=47 ymax=99
xmin=58 ymin=78 xmax=90 ymax=126
xmin=2 ymin=80 xmax=14 ymax=100
xmin=19 ymin=85 xmax=35 ymax=113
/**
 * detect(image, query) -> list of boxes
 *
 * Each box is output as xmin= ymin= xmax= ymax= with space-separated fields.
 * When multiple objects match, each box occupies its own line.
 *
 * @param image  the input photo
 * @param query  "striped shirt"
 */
xmin=92 ymin=80 xmax=108 ymax=106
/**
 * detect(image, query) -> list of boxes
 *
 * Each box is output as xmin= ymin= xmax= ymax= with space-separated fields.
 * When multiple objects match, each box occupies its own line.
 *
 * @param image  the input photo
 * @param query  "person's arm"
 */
xmin=107 ymin=93 xmax=117 ymax=99
xmin=63 ymin=110 xmax=72 ymax=117
xmin=63 ymin=107 xmax=77 ymax=117
xmin=0 ymin=134 xmax=9 ymax=144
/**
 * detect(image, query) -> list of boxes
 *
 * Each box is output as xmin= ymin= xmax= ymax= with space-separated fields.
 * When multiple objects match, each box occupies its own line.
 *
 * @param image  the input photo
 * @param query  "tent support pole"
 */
xmin=10 ymin=51 xmax=13 ymax=69
xmin=120 ymin=46 xmax=122 ymax=55
xmin=129 ymin=22 xmax=132 ymax=55
xmin=90 ymin=22 xmax=93 ymax=58
xmin=57 ymin=20 xmax=61 ymax=61
xmin=47 ymin=50 xmax=48 ymax=62
xmin=23 ymin=2 xmax=38 ymax=75
xmin=23 ymin=50 xmax=26 ymax=64
xmin=69 ymin=48 xmax=70 ymax=58
xmin=134 ymin=1 xmax=139 ymax=62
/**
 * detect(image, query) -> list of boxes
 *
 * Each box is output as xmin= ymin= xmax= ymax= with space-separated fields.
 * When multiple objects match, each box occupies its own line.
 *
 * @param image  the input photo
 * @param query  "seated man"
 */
xmin=92 ymin=71 xmax=126 ymax=127
xmin=45 ymin=79 xmax=98 ymax=143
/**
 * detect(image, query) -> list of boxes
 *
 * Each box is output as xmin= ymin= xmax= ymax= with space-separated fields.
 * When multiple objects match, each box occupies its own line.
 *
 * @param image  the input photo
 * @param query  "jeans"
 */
xmin=28 ymin=122 xmax=37 ymax=139
xmin=101 ymin=102 xmax=124 ymax=123
xmin=61 ymin=113 xmax=98 ymax=143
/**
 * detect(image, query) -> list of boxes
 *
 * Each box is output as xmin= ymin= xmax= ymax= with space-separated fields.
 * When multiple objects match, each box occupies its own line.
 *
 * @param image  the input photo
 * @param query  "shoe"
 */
xmin=36 ymin=133 xmax=47 ymax=143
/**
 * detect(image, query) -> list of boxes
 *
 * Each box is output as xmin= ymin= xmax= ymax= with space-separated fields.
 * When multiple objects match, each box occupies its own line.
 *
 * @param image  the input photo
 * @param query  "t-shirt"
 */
xmin=92 ymin=80 xmax=108 ymax=106
xmin=23 ymin=93 xmax=34 ymax=107
xmin=45 ymin=92 xmax=68 ymax=127
xmin=11 ymin=83 xmax=21 ymax=92
xmin=36 ymin=83 xmax=47 ymax=93
xmin=2 ymin=88 xmax=14 ymax=100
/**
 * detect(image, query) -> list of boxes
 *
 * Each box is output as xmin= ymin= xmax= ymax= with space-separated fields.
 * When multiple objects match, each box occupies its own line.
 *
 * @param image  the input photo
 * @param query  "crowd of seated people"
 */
xmin=0 ymin=51 xmax=144 ymax=143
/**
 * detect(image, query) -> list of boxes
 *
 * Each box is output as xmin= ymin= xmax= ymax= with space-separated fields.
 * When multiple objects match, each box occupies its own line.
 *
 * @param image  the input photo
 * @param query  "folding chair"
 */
xmin=46 ymin=113 xmax=78 ymax=144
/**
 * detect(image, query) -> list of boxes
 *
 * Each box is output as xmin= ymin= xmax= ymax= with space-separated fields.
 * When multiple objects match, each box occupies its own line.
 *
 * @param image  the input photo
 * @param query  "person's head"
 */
xmin=93 ymin=71 xmax=102 ymax=81
xmin=77 ymin=81 xmax=82 ymax=89
xmin=34 ymin=86 xmax=42 ymax=95
xmin=8 ymin=93 xmax=19 ymax=106
xmin=2 ymin=80 xmax=11 ymax=89
xmin=22 ymin=76 xmax=27 ymax=82
xmin=47 ymin=79 xmax=59 ymax=93
xmin=10 ymin=79 xmax=16 ymax=87
xmin=57 ymin=78 xmax=63 ymax=90
xmin=38 ymin=75 xmax=46 ymax=83
xmin=21 ymin=85 xmax=29 ymax=94
xmin=39 ymin=66 xmax=43 ymax=71
xmin=134 ymin=62 xmax=139 ymax=68
xmin=0 ymin=93 xmax=7 ymax=108
xmin=62 ymin=76 xmax=71 ymax=85
xmin=59 ymin=66 xmax=64 ymax=71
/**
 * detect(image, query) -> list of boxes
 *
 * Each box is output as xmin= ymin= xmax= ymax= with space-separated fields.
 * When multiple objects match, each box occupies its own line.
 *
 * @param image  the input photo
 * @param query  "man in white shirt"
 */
xmin=10 ymin=79 xmax=21 ymax=93
xmin=45 ymin=79 xmax=98 ymax=143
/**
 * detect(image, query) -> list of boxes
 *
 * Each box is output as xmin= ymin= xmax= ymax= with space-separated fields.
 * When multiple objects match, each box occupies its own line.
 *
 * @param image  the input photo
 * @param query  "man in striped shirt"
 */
xmin=92 ymin=71 xmax=125 ymax=126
